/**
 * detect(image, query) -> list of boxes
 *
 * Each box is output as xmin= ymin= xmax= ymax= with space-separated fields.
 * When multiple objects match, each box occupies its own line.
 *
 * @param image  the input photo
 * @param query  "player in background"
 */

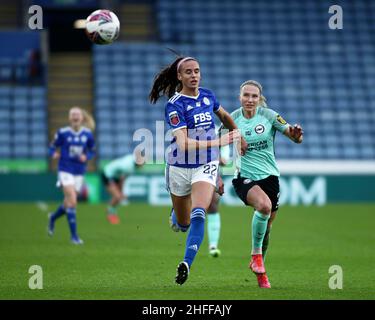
xmin=149 ymin=56 xmax=247 ymax=285
xmin=48 ymin=107 xmax=96 ymax=245
xmin=101 ymin=150 xmax=145 ymax=224
xmin=206 ymin=131 xmax=231 ymax=258
xmin=230 ymin=80 xmax=303 ymax=288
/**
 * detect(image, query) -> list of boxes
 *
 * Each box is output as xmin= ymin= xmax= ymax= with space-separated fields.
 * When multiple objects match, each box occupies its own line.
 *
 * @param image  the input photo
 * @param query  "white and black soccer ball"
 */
xmin=85 ymin=9 xmax=120 ymax=45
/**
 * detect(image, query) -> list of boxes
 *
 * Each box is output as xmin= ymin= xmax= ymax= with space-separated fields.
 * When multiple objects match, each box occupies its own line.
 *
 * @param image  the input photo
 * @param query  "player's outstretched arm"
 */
xmin=284 ymin=124 xmax=304 ymax=143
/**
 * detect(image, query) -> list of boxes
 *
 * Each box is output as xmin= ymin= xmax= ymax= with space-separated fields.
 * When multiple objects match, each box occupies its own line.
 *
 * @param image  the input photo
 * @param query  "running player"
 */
xmin=48 ymin=107 xmax=96 ymax=245
xmin=230 ymin=80 xmax=303 ymax=288
xmin=101 ymin=150 xmax=145 ymax=224
xmin=170 ymin=132 xmax=230 ymax=258
xmin=149 ymin=56 xmax=247 ymax=285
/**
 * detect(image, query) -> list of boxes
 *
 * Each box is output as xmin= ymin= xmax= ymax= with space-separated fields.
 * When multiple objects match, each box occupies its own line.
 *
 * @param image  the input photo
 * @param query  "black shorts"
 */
xmin=232 ymin=173 xmax=280 ymax=212
xmin=101 ymin=172 xmax=121 ymax=186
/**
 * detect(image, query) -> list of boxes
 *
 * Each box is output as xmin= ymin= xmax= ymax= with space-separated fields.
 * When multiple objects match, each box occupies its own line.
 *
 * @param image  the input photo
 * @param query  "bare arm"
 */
xmin=174 ymin=128 xmax=239 ymax=152
xmin=215 ymin=106 xmax=248 ymax=155
xmin=215 ymin=106 xmax=238 ymax=131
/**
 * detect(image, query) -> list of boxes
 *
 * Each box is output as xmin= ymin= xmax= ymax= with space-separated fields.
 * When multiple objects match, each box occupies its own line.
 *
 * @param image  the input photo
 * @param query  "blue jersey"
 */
xmin=49 ymin=126 xmax=95 ymax=175
xmin=165 ymin=87 xmax=220 ymax=168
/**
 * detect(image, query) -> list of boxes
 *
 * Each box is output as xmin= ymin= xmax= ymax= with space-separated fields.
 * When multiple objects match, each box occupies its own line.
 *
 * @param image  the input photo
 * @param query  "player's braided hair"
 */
xmin=240 ymin=80 xmax=268 ymax=108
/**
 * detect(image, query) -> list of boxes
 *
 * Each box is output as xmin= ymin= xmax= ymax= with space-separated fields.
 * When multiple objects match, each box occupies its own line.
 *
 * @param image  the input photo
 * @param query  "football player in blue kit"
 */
xmin=48 ymin=107 xmax=96 ymax=245
xmin=149 ymin=56 xmax=247 ymax=285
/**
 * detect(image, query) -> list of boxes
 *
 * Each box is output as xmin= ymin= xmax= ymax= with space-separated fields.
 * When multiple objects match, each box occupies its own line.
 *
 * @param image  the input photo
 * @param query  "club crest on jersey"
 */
xmin=169 ymin=111 xmax=180 ymax=126
xmin=203 ymin=97 xmax=210 ymax=106
xmin=81 ymin=136 xmax=87 ymax=143
xmin=255 ymin=124 xmax=265 ymax=134
xmin=277 ymin=114 xmax=287 ymax=125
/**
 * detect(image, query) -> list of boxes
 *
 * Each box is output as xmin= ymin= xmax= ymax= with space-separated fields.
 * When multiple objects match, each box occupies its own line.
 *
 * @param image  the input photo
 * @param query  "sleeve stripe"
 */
xmin=168 ymin=94 xmax=181 ymax=103
xmin=172 ymin=126 xmax=187 ymax=132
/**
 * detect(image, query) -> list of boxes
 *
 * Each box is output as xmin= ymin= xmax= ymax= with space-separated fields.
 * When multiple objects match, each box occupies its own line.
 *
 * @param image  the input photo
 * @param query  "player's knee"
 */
xmin=114 ymin=194 xmax=123 ymax=204
xmin=68 ymin=199 xmax=77 ymax=208
xmin=256 ymin=200 xmax=272 ymax=215
xmin=65 ymin=195 xmax=77 ymax=208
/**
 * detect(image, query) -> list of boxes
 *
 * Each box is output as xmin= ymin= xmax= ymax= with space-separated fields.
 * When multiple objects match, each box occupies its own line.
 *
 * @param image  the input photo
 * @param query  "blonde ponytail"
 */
xmin=259 ymin=94 xmax=268 ymax=108
xmin=81 ymin=109 xmax=96 ymax=131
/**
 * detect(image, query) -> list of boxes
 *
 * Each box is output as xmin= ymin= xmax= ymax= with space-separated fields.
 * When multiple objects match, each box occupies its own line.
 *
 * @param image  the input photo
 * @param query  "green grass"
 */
xmin=0 ymin=202 xmax=374 ymax=300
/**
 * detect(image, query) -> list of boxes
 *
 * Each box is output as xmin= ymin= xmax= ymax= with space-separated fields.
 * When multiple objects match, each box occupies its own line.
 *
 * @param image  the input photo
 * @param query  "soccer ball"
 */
xmin=85 ymin=9 xmax=120 ymax=45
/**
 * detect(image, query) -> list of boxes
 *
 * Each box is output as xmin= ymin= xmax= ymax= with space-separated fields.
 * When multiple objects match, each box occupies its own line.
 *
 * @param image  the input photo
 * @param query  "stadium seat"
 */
xmin=0 ymin=83 xmax=47 ymax=161
xmin=91 ymin=0 xmax=375 ymax=160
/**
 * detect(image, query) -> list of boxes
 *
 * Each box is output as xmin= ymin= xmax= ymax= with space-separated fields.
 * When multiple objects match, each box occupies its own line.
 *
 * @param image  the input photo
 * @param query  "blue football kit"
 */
xmin=165 ymin=87 xmax=220 ymax=168
xmin=49 ymin=126 xmax=95 ymax=175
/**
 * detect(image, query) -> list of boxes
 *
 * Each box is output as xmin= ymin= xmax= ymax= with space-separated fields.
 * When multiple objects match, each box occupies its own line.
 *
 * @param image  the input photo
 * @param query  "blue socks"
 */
xmin=184 ymin=207 xmax=206 ymax=267
xmin=252 ymin=211 xmax=270 ymax=255
xmin=51 ymin=204 xmax=66 ymax=222
xmin=66 ymin=207 xmax=78 ymax=239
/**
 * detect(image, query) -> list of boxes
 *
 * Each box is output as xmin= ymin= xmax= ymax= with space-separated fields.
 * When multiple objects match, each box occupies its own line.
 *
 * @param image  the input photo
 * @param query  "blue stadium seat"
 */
xmin=91 ymin=0 xmax=375 ymax=160
xmin=13 ymin=144 xmax=29 ymax=157
xmin=0 ymin=144 xmax=11 ymax=157
xmin=30 ymin=145 xmax=46 ymax=158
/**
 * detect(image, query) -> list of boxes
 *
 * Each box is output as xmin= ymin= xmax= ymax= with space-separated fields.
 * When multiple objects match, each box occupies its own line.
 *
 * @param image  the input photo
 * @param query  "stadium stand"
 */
xmin=0 ymin=31 xmax=47 ymax=160
xmin=93 ymin=0 xmax=375 ymax=160
xmin=0 ymin=85 xmax=47 ymax=159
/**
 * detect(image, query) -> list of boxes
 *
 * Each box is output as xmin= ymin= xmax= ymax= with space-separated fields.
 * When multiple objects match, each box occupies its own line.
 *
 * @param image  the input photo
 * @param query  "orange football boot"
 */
xmin=107 ymin=214 xmax=120 ymax=225
xmin=256 ymin=273 xmax=271 ymax=288
xmin=249 ymin=254 xmax=266 ymax=274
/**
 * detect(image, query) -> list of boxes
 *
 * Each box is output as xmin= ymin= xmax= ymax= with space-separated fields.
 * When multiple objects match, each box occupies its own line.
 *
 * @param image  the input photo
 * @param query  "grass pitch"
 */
xmin=0 ymin=202 xmax=374 ymax=300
